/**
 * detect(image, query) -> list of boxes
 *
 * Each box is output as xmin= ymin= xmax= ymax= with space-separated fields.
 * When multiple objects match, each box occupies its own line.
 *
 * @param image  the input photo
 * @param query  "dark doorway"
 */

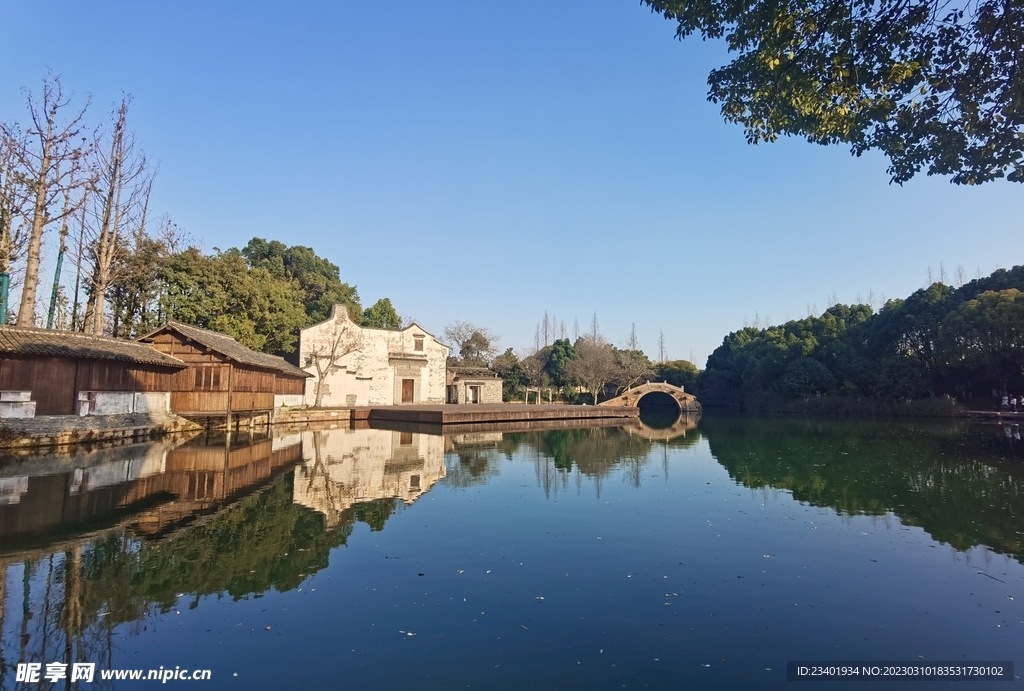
xmin=401 ymin=379 xmax=415 ymax=403
xmin=637 ymin=391 xmax=680 ymax=429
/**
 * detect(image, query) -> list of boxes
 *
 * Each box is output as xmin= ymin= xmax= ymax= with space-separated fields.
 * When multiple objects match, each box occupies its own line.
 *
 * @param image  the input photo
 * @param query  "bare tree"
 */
xmin=443 ymin=320 xmax=499 ymax=364
xmin=623 ymin=323 xmax=639 ymax=351
xmin=615 ymin=348 xmax=654 ymax=394
xmin=573 ymin=317 xmax=580 ymax=341
xmin=0 ymin=127 xmax=32 ymax=323
xmin=955 ymin=264 xmax=967 ymax=288
xmin=866 ymin=290 xmax=878 ymax=311
xmin=518 ymin=354 xmax=550 ymax=403
xmin=590 ymin=312 xmax=600 ymax=340
xmin=81 ymin=98 xmax=150 ymax=335
xmin=1 ymin=75 xmax=93 ymax=325
xmin=541 ymin=311 xmax=550 ymax=346
xmin=305 ymin=319 xmax=363 ymax=407
xmin=568 ymin=335 xmax=617 ymax=405
xmin=657 ymin=328 xmax=666 ymax=363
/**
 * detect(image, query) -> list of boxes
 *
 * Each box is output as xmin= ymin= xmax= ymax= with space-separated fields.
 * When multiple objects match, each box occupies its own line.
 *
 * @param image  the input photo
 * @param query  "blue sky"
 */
xmin=1 ymin=1 xmax=1020 ymax=365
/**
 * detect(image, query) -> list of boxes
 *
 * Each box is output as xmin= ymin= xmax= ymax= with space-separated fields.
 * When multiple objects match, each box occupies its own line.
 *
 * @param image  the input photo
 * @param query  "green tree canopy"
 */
xmin=362 ymin=297 xmax=401 ymax=329
xmin=644 ymin=0 xmax=1024 ymax=184
xmin=159 ymin=247 xmax=308 ymax=354
xmin=656 ymin=359 xmax=700 ymax=392
xmin=546 ymin=338 xmax=579 ymax=387
xmin=491 ymin=348 xmax=527 ymax=401
xmin=699 ymin=266 xmax=1024 ymax=408
xmin=158 ymin=239 xmax=366 ymax=356
xmin=941 ymin=288 xmax=1024 ymax=387
xmin=241 ymin=238 xmax=361 ymax=323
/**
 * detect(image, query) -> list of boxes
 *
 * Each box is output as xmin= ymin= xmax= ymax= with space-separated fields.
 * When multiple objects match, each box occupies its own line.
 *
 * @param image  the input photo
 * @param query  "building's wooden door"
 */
xmin=401 ymin=379 xmax=414 ymax=403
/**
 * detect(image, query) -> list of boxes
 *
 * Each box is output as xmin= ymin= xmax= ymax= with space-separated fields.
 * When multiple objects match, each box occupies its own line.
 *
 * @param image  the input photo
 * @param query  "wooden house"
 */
xmin=138 ymin=321 xmax=311 ymax=422
xmin=0 ymin=327 xmax=187 ymax=417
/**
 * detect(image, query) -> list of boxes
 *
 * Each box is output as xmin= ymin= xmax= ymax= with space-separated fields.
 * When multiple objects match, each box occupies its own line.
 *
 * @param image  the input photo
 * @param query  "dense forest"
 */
xmin=699 ymin=266 xmax=1024 ymax=411
xmin=0 ymin=75 xmax=400 ymax=358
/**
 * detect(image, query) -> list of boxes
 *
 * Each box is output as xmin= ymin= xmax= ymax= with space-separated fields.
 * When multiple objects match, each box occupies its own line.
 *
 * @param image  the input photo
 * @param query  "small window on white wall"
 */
xmin=414 ymin=337 xmax=424 ymax=352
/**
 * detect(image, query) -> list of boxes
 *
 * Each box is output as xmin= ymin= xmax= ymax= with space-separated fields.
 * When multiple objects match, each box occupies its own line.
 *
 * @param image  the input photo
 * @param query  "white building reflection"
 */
xmin=292 ymin=428 xmax=446 ymax=527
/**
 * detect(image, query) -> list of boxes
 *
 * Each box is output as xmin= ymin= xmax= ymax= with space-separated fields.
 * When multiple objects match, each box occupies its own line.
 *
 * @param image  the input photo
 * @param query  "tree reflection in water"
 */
xmin=699 ymin=415 xmax=1024 ymax=560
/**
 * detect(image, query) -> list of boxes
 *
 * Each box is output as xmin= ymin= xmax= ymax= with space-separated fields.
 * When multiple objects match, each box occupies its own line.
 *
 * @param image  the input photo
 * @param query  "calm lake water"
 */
xmin=1 ymin=414 xmax=1022 ymax=689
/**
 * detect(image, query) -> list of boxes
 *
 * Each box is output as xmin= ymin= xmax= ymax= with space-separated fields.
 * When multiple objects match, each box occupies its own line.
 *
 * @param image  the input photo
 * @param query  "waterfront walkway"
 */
xmin=968 ymin=410 xmax=1024 ymax=422
xmin=354 ymin=404 xmax=638 ymax=425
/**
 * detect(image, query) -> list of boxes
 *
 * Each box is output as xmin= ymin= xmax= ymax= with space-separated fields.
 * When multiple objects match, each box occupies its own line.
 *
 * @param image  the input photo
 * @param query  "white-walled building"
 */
xmin=299 ymin=305 xmax=448 ymax=407
xmin=446 ymin=366 xmax=503 ymax=404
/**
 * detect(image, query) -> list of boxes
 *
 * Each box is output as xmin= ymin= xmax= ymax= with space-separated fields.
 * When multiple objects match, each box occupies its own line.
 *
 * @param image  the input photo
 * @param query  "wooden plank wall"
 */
xmin=75 ymin=361 xmax=176 ymax=393
xmin=33 ymin=358 xmax=78 ymax=414
xmin=0 ymin=357 xmax=77 ymax=414
xmin=0 ymin=357 xmax=33 ymax=389
xmin=0 ymin=356 xmax=177 ymax=415
xmin=275 ymin=375 xmax=306 ymax=395
xmin=0 ymin=356 xmax=77 ymax=415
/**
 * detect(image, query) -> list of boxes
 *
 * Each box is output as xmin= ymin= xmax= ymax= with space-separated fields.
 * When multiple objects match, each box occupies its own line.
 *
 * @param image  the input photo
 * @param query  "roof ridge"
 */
xmin=0 ymin=326 xmax=186 ymax=368
xmin=3 ymin=325 xmax=142 ymax=343
xmin=141 ymin=321 xmax=310 ymax=378
xmin=166 ymin=320 xmax=241 ymax=343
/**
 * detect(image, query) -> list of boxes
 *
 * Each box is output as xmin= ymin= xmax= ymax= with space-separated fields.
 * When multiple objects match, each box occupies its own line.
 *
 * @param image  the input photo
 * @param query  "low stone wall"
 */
xmin=78 ymin=391 xmax=171 ymax=416
xmin=0 ymin=413 xmax=203 ymax=451
xmin=271 ymin=407 xmax=352 ymax=426
xmin=274 ymin=394 xmax=306 ymax=408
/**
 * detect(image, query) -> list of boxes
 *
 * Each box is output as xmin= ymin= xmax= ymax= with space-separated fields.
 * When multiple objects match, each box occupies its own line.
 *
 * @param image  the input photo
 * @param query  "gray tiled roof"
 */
xmin=139 ymin=321 xmax=311 ymax=378
xmin=0 ymin=327 xmax=187 ymax=368
xmin=449 ymin=366 xmax=500 ymax=378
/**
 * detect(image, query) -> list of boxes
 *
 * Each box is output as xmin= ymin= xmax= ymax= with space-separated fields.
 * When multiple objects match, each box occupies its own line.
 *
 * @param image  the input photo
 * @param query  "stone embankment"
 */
xmin=0 ymin=413 xmax=203 ymax=451
xmin=271 ymin=407 xmax=352 ymax=425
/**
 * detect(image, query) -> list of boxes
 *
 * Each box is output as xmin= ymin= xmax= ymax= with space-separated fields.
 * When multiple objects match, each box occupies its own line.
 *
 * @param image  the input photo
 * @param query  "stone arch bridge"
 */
xmin=599 ymin=382 xmax=701 ymax=414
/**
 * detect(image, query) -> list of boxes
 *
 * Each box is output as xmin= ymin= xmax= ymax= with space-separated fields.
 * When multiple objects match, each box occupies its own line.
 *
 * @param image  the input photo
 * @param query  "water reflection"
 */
xmin=442 ymin=418 xmax=702 ymax=496
xmin=0 ymin=427 xmax=455 ymax=687
xmin=2 ymin=417 xmax=1023 ymax=688
xmin=294 ymin=428 xmax=446 ymax=528
xmin=699 ymin=416 xmax=1024 ymax=560
xmin=0 ymin=430 xmax=302 ymax=553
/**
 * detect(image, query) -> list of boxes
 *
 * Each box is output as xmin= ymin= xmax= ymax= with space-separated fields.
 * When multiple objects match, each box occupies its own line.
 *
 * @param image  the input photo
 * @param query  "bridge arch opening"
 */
xmin=637 ymin=391 xmax=680 ymax=429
